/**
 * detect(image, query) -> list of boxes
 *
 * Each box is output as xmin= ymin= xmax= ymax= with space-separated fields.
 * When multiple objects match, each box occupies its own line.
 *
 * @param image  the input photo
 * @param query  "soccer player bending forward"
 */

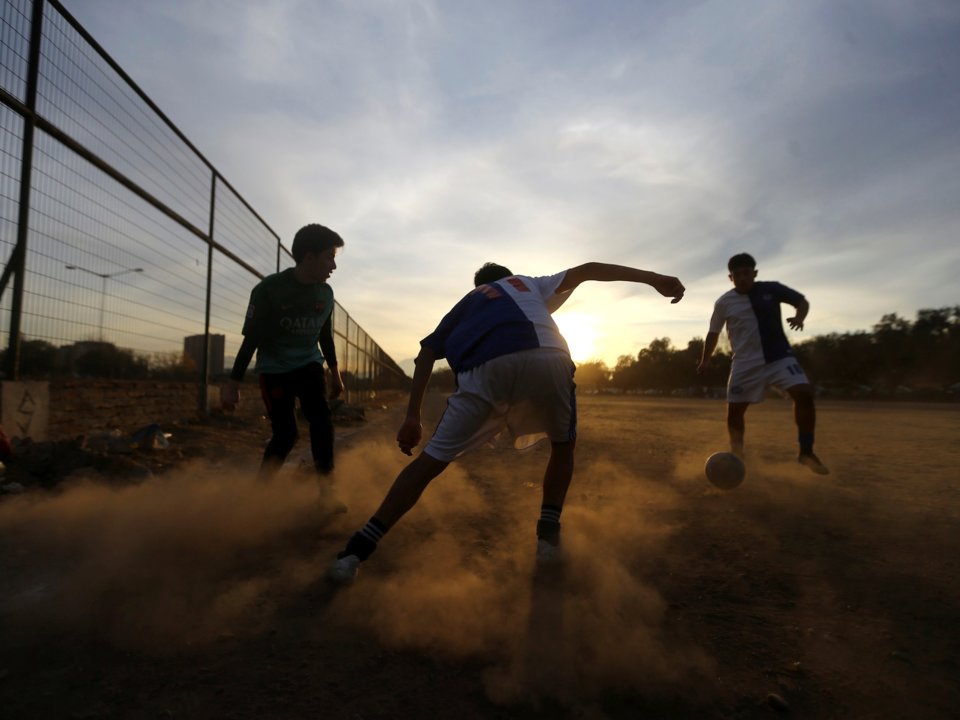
xmin=329 ymin=261 xmax=685 ymax=582
xmin=697 ymin=253 xmax=829 ymax=475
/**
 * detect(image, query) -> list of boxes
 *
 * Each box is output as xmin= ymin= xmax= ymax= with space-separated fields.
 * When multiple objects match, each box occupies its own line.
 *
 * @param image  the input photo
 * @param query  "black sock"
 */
xmin=339 ymin=517 xmax=387 ymax=561
xmin=537 ymin=504 xmax=562 ymax=546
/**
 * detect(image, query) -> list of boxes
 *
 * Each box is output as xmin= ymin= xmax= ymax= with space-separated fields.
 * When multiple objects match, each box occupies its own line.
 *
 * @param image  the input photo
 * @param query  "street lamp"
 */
xmin=65 ymin=264 xmax=144 ymax=342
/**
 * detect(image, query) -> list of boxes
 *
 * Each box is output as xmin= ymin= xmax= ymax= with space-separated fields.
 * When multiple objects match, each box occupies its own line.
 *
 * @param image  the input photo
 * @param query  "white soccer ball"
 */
xmin=704 ymin=451 xmax=745 ymax=490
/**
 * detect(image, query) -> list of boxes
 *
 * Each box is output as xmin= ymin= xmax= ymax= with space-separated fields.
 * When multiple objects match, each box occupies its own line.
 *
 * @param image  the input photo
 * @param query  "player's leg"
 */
xmin=330 ymin=452 xmax=449 ymax=582
xmin=786 ymin=383 xmax=829 ymax=474
xmin=296 ymin=362 xmax=335 ymax=475
xmin=258 ymin=372 xmax=298 ymax=480
xmin=537 ymin=439 xmax=574 ymax=562
xmin=726 ymin=363 xmax=765 ymax=459
xmin=371 ymin=452 xmax=450 ymax=528
xmin=330 ymin=374 xmax=495 ymax=582
xmin=788 ymin=383 xmax=815 ymax=437
xmin=726 ymin=402 xmax=749 ymax=459
xmin=768 ymin=358 xmax=829 ymax=474
xmin=296 ymin=362 xmax=346 ymax=512
xmin=542 ymin=439 xmax=575 ymax=508
xmin=518 ymin=350 xmax=577 ymax=563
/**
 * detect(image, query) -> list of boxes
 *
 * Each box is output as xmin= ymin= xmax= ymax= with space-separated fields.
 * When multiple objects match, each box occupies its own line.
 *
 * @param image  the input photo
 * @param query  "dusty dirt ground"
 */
xmin=1 ymin=393 xmax=958 ymax=719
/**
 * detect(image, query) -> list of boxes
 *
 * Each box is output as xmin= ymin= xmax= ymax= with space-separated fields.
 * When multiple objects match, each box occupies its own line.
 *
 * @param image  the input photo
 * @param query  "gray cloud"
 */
xmin=69 ymin=0 xmax=960 ymax=362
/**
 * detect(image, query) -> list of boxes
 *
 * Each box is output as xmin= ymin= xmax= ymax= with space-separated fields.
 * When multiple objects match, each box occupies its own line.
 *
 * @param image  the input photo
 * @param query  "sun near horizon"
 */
xmin=554 ymin=312 xmax=602 ymax=365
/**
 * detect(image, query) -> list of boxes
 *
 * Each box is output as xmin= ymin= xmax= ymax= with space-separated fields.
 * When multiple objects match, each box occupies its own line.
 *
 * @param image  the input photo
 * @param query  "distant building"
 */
xmin=184 ymin=334 xmax=225 ymax=377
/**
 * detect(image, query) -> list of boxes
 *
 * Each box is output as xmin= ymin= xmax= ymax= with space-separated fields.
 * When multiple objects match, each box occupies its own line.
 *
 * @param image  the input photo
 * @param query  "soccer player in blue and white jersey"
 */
xmin=697 ymin=253 xmax=829 ymax=475
xmin=329 ymin=261 xmax=685 ymax=582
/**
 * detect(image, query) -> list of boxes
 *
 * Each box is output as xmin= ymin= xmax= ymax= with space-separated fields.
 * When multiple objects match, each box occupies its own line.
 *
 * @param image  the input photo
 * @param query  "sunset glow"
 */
xmin=555 ymin=313 xmax=600 ymax=364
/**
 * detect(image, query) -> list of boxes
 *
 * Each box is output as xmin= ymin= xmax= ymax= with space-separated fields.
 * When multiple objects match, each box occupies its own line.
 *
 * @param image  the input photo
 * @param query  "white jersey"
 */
xmin=421 ymin=272 xmax=573 ymax=373
xmin=708 ymin=281 xmax=805 ymax=370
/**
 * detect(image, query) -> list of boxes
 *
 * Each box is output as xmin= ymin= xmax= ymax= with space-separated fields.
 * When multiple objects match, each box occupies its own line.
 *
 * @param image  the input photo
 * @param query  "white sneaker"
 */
xmin=328 ymin=554 xmax=360 ymax=583
xmin=536 ymin=538 xmax=563 ymax=565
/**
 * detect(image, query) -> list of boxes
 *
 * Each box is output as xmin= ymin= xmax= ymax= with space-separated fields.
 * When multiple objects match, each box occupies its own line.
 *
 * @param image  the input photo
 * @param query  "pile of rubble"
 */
xmin=0 ymin=400 xmax=372 ymax=498
xmin=0 ymin=424 xmax=190 ymax=496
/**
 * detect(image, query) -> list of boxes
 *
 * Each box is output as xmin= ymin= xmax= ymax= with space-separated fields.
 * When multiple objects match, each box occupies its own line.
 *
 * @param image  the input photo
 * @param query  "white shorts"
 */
xmin=727 ymin=356 xmax=810 ymax=404
xmin=423 ymin=348 xmax=577 ymax=462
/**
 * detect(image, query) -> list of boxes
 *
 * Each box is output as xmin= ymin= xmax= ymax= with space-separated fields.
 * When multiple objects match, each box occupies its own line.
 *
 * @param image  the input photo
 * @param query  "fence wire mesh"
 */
xmin=0 ymin=0 xmax=408 ymax=402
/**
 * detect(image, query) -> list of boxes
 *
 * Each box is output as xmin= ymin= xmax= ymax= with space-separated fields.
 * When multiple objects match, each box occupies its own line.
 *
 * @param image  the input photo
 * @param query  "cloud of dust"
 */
xmin=0 ymin=439 xmax=409 ymax=652
xmin=0 ymin=435 xmax=724 ymax=700
xmin=327 ymin=453 xmax=715 ymax=707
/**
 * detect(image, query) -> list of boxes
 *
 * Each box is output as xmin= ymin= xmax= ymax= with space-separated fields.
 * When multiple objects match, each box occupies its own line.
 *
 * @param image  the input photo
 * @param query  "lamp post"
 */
xmin=65 ymin=264 xmax=144 ymax=342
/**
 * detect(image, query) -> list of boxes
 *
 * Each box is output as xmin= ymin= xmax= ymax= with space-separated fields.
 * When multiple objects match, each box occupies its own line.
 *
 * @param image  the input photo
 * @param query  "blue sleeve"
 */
xmin=773 ymin=282 xmax=805 ymax=307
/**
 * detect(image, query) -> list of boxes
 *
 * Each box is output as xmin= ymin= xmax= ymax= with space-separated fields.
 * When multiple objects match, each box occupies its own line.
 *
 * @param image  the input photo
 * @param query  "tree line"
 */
xmin=575 ymin=306 xmax=960 ymax=400
xmin=0 ymin=340 xmax=198 ymax=380
xmin=4 ymin=306 xmax=958 ymax=400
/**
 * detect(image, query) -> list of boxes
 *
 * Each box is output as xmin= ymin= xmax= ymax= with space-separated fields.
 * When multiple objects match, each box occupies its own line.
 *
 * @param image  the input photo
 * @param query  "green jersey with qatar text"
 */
xmin=241 ymin=268 xmax=335 ymax=374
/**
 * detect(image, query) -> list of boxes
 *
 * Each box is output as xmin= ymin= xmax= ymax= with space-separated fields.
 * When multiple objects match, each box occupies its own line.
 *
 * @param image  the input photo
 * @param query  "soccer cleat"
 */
xmin=536 ymin=538 xmax=563 ymax=565
xmin=328 ymin=554 xmax=360 ymax=583
xmin=798 ymin=452 xmax=830 ymax=475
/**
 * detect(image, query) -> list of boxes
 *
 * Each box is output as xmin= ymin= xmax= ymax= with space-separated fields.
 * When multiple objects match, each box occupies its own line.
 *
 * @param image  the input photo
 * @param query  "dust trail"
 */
xmin=328 ymin=454 xmax=714 ymax=707
xmin=0 ymin=440 xmax=407 ymax=651
xmin=0 ymin=437 xmax=714 ymax=700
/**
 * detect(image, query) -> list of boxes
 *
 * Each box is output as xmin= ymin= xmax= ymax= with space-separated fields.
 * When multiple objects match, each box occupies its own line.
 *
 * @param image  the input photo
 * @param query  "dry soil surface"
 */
xmin=1 ymin=394 xmax=958 ymax=719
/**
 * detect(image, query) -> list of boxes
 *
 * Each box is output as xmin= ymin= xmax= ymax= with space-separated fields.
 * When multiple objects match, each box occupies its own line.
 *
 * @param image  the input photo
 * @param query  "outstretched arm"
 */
xmin=555 ymin=262 xmax=685 ymax=303
xmin=396 ymin=345 xmax=437 ymax=455
xmin=787 ymin=299 xmax=810 ymax=331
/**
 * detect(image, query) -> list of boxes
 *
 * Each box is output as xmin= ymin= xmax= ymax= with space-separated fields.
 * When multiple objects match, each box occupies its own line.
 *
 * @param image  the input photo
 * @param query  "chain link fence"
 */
xmin=0 ymin=0 xmax=408 ymax=405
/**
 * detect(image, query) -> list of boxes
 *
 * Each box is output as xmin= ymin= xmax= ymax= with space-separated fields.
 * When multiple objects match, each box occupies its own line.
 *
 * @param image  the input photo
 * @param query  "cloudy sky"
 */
xmin=67 ymin=0 xmax=960 ymax=369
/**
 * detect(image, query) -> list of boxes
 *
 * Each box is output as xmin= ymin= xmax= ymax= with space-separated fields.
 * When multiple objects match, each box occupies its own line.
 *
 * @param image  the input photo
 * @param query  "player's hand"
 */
xmin=696 ymin=359 xmax=710 ymax=376
xmin=396 ymin=416 xmax=422 ymax=456
xmin=787 ymin=316 xmax=804 ymax=331
xmin=329 ymin=370 xmax=344 ymax=400
xmin=220 ymin=382 xmax=239 ymax=412
xmin=653 ymin=274 xmax=685 ymax=304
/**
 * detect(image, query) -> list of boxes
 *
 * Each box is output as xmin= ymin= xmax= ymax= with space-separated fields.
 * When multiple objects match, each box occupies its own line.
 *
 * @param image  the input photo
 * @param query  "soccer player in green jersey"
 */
xmin=222 ymin=224 xmax=345 ymax=485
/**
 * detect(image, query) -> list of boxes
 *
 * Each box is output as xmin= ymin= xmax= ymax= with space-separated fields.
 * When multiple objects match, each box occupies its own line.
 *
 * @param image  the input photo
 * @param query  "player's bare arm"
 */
xmin=221 ymin=335 xmax=258 ymax=411
xmin=220 ymin=380 xmax=240 ymax=411
xmin=787 ymin=299 xmax=810 ymax=331
xmin=328 ymin=365 xmax=344 ymax=399
xmin=555 ymin=262 xmax=685 ymax=302
xmin=318 ymin=315 xmax=343 ymax=398
xmin=697 ymin=331 xmax=720 ymax=375
xmin=397 ymin=346 xmax=437 ymax=455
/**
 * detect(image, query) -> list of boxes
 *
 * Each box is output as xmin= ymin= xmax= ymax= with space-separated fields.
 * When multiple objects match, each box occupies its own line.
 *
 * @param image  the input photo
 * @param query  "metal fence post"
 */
xmin=3 ymin=0 xmax=45 ymax=380
xmin=200 ymin=171 xmax=218 ymax=414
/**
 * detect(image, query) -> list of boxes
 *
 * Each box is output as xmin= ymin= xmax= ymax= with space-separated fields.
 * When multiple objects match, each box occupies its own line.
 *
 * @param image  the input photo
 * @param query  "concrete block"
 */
xmin=2 ymin=380 xmax=50 ymax=441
